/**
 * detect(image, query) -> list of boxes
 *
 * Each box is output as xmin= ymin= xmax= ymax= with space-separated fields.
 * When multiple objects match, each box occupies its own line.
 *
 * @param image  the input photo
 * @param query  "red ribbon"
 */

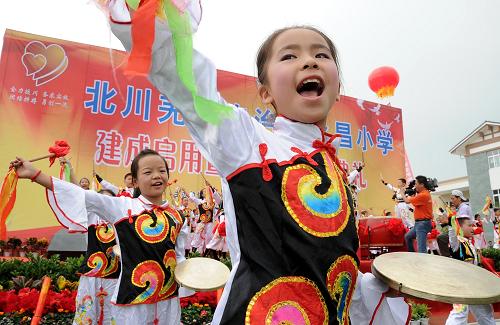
xmin=126 ymin=0 xmax=159 ymax=76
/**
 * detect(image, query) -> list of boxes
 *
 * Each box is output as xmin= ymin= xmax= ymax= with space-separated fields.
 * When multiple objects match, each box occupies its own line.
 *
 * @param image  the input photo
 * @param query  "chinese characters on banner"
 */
xmin=0 ymin=29 xmax=406 ymax=234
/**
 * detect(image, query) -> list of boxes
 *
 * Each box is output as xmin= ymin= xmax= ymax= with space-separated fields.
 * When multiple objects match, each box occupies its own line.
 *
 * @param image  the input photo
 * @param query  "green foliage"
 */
xmin=482 ymin=248 xmax=500 ymax=271
xmin=58 ymin=256 xmax=84 ymax=282
xmin=11 ymin=276 xmax=42 ymax=291
xmin=0 ymin=254 xmax=84 ymax=289
xmin=220 ymin=256 xmax=232 ymax=270
xmin=188 ymin=251 xmax=201 ymax=258
xmin=482 ymin=248 xmax=500 ymax=260
xmin=181 ymin=303 xmax=213 ymax=324
xmin=410 ymin=301 xmax=431 ymax=320
xmin=0 ymin=312 xmax=74 ymax=325
xmin=40 ymin=312 xmax=75 ymax=324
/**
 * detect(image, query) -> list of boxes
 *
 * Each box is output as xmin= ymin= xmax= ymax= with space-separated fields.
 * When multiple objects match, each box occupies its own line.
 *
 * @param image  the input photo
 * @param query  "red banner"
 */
xmin=0 ymin=29 xmax=406 ymax=237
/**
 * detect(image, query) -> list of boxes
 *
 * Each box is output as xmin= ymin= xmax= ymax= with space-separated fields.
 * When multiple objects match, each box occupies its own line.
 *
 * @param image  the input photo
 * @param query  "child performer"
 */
xmin=95 ymin=172 xmax=135 ymax=197
xmin=426 ymin=220 xmax=440 ymax=255
xmin=381 ymin=177 xmax=414 ymax=229
xmin=445 ymin=215 xmax=496 ymax=325
xmin=107 ymin=1 xmax=410 ymax=323
xmin=10 ymin=149 xmax=188 ymax=325
xmin=489 ymin=208 xmax=500 ymax=249
xmin=73 ymin=189 xmax=121 ymax=325
xmin=171 ymin=187 xmax=196 ymax=254
xmin=190 ymin=185 xmax=217 ymax=257
xmin=472 ymin=213 xmax=487 ymax=250
xmin=58 ymin=157 xmax=120 ymax=324
xmin=206 ymin=202 xmax=228 ymax=259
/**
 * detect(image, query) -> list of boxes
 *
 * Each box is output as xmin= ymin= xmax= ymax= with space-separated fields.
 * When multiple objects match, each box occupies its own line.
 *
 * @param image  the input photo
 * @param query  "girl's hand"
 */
xmin=9 ymin=157 xmax=38 ymax=179
xmin=59 ymin=157 xmax=72 ymax=167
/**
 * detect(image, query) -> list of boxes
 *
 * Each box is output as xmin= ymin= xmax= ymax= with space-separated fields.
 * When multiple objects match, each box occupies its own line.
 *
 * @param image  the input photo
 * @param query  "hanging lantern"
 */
xmin=368 ymin=66 xmax=399 ymax=99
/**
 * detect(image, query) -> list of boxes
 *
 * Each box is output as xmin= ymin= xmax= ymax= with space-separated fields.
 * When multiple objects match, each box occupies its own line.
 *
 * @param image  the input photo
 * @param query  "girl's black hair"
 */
xmin=98 ymin=189 xmax=116 ymax=197
xmin=130 ymin=149 xmax=169 ymax=198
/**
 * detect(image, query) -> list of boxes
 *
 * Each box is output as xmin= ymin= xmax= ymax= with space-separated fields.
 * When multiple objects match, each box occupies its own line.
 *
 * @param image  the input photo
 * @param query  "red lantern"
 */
xmin=368 ymin=66 xmax=399 ymax=99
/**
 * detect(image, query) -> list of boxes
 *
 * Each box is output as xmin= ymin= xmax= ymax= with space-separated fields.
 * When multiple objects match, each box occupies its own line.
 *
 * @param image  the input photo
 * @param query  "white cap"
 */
xmin=451 ymin=190 xmax=467 ymax=201
xmin=456 ymin=214 xmax=471 ymax=220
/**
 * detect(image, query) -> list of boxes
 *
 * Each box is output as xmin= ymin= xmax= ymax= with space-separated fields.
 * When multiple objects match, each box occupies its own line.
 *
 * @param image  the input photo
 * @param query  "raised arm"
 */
xmin=95 ymin=173 xmax=120 ymax=195
xmin=107 ymin=0 xmax=260 ymax=177
xmin=10 ymin=157 xmax=130 ymax=231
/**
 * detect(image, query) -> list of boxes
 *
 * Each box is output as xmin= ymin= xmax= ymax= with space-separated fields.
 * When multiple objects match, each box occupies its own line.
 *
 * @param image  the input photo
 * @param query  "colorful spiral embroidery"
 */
xmin=135 ymin=209 xmax=169 ymax=243
xmin=326 ymin=255 xmax=358 ymax=325
xmin=246 ymin=276 xmax=328 ymax=325
xmin=85 ymin=252 xmax=108 ymax=277
xmin=282 ymin=152 xmax=351 ymax=237
xmin=131 ymin=260 xmax=165 ymax=304
xmin=96 ymin=223 xmax=115 ymax=243
xmin=103 ymin=246 xmax=120 ymax=277
xmin=167 ymin=205 xmax=184 ymax=224
xmin=74 ymin=295 xmax=93 ymax=325
xmin=159 ymin=249 xmax=178 ymax=299
xmin=170 ymin=226 xmax=178 ymax=243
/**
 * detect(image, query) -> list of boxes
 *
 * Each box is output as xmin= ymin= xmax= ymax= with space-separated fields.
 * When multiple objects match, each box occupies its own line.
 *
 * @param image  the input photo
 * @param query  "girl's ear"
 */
xmin=258 ymin=84 xmax=274 ymax=105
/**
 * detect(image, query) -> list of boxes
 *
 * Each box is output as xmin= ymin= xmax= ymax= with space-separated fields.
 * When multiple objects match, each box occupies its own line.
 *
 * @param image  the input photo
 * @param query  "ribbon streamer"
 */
xmin=0 ymin=169 xmax=18 ymax=240
xmin=126 ymin=0 xmax=233 ymax=124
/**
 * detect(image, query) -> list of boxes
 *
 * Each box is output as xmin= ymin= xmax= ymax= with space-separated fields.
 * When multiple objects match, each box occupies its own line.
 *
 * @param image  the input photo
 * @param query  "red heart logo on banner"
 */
xmin=21 ymin=52 xmax=47 ymax=76
xmin=21 ymin=41 xmax=68 ymax=86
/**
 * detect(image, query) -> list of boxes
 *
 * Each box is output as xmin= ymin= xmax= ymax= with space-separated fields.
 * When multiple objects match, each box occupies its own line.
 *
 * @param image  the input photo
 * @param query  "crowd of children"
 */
xmin=12 ymin=150 xmax=230 ymax=324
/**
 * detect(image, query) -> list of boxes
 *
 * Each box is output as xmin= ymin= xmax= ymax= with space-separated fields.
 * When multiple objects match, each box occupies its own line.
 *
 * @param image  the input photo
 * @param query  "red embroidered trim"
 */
xmin=290 ymin=147 xmax=318 ymax=166
xmin=369 ymin=291 xmax=388 ymax=325
xmin=128 ymin=209 xmax=133 ymax=223
xmin=45 ymin=178 xmax=87 ymax=233
xmin=259 ymin=143 xmax=273 ymax=181
xmin=404 ymin=297 xmax=412 ymax=325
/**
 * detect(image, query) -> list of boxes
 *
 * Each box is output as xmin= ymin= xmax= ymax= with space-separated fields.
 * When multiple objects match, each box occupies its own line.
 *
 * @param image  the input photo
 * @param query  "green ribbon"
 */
xmin=161 ymin=0 xmax=233 ymax=124
xmin=125 ymin=0 xmax=140 ymax=10
xmin=125 ymin=0 xmax=233 ymax=124
xmin=64 ymin=164 xmax=71 ymax=182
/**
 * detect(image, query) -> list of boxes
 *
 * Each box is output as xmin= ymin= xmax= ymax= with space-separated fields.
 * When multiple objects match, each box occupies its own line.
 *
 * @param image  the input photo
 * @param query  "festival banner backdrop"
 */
xmin=0 ymin=30 xmax=406 ymax=238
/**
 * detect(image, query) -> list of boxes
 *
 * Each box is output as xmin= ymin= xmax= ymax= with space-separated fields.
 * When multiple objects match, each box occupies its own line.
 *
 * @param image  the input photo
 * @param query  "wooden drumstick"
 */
xmin=29 ymin=153 xmax=56 ymax=163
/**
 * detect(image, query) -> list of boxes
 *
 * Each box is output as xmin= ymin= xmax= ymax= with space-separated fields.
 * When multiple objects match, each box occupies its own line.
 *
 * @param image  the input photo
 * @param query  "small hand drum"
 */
xmin=175 ymin=257 xmax=230 ymax=292
xmin=372 ymin=252 xmax=500 ymax=304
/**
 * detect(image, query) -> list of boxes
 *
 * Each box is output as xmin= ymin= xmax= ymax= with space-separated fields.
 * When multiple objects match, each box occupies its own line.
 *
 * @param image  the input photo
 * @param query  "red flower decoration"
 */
xmin=48 ymin=140 xmax=71 ymax=167
xmin=387 ymin=218 xmax=405 ymax=237
xmin=180 ymin=291 xmax=217 ymax=308
xmin=427 ymin=228 xmax=440 ymax=240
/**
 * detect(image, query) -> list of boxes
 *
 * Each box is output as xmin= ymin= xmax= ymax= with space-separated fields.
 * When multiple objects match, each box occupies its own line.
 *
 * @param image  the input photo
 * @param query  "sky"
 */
xmin=1 ymin=0 xmax=499 ymax=182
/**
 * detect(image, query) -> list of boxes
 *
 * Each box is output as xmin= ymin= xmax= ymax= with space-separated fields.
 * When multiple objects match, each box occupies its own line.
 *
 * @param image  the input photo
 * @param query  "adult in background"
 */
xmin=437 ymin=190 xmax=472 ymax=256
xmin=404 ymin=176 xmax=433 ymax=253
